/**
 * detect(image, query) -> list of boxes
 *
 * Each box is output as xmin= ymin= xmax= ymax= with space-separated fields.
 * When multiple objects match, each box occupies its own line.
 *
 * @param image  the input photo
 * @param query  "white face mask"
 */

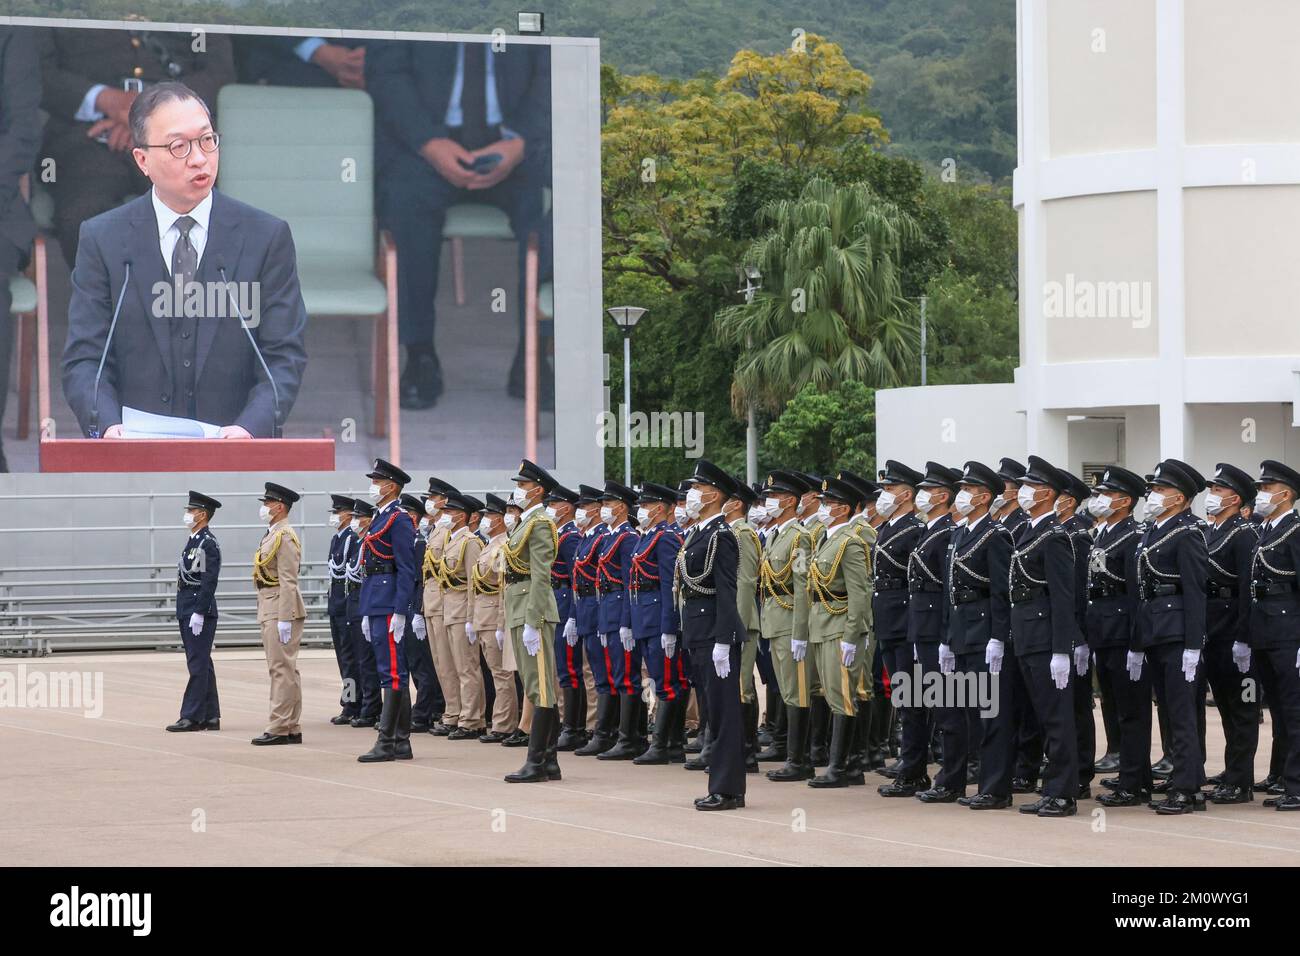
xmin=327 ymin=513 xmax=340 ymax=528
xmin=367 ymin=482 xmax=383 ymax=502
xmin=574 ymin=507 xmax=591 ymax=527
xmin=953 ymin=489 xmax=975 ymax=517
xmin=418 ymin=517 xmax=430 ymax=532
xmin=1087 ymin=494 xmax=1114 ymax=518
xmin=1203 ymin=493 xmax=1225 ymax=516
xmin=685 ymin=487 xmax=705 ymax=518
xmin=600 ymin=505 xmax=615 ymax=525
xmin=512 ymin=487 xmax=531 ymax=507
xmin=424 ymin=500 xmax=439 ymax=517
xmin=875 ymin=490 xmax=898 ymax=518
xmin=504 ymin=513 xmax=518 ymax=531
xmin=1254 ymin=491 xmax=1278 ymax=518
xmin=183 ymin=511 xmax=196 ymax=528
xmin=435 ymin=513 xmax=453 ymax=529
xmin=674 ymin=505 xmax=687 ymax=523
xmin=545 ymin=506 xmax=558 ymax=521
xmin=764 ymin=496 xmax=782 ymax=516
xmin=259 ymin=504 xmax=272 ymax=523
xmin=747 ymin=505 xmax=766 ymax=524
xmin=914 ymin=489 xmax=933 ymax=514
xmin=1146 ymin=491 xmax=1167 ymax=514
xmin=815 ymin=504 xmax=832 ymax=524
xmin=636 ymin=506 xmax=651 ymax=525
xmin=1016 ymin=485 xmax=1038 ymax=512
xmin=350 ymin=518 xmax=362 ymax=534
xmin=991 ymin=494 xmax=1007 ymax=512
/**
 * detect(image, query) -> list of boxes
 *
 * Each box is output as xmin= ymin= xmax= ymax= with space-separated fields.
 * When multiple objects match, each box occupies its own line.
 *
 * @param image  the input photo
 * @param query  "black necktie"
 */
xmin=172 ymin=215 xmax=197 ymax=287
xmin=460 ymin=43 xmax=490 ymax=150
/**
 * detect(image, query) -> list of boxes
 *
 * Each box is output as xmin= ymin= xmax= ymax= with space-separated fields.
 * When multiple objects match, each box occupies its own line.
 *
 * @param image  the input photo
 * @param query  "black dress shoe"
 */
xmin=1011 ymin=777 xmax=1038 ymax=794
xmin=400 ymin=350 xmax=443 ymax=410
xmin=166 ymin=718 xmax=202 ymax=732
xmin=1093 ymin=751 xmax=1120 ymax=773
xmin=1267 ymin=794 xmax=1300 ymax=810
xmin=350 ymin=715 xmax=378 ymax=729
xmin=1253 ymin=774 xmax=1280 ymax=793
xmin=1205 ymin=772 xmax=1225 ymax=786
xmin=430 ymin=721 xmax=454 ymax=736
xmin=1037 ymin=796 xmax=1077 ymax=817
xmin=201 ymin=719 xmax=220 ymax=731
xmin=410 ymin=721 xmax=430 ymax=734
xmin=1207 ymin=784 xmax=1252 ymax=804
xmin=1150 ymin=757 xmax=1174 ymax=778
xmin=1100 ymin=776 xmax=1120 ymax=790
xmin=448 ymin=726 xmax=482 ymax=741
xmin=878 ymin=776 xmax=930 ymax=798
xmin=916 ymin=786 xmax=962 ymax=804
xmin=966 ymin=793 xmax=1012 ymax=810
xmin=478 ymin=730 xmax=509 ymax=743
xmin=1018 ymin=796 xmax=1048 ymax=814
xmin=694 ymin=793 xmax=745 ymax=811
xmin=330 ymin=712 xmax=355 ymax=726
xmin=287 ymin=733 xmax=302 ymax=744
xmin=1076 ymin=785 xmax=1092 ymax=800
xmin=250 ymin=733 xmax=291 ymax=746
xmin=1097 ymin=788 xmax=1152 ymax=807
xmin=1151 ymin=778 xmax=1172 ymax=794
xmin=1269 ymin=781 xmax=1286 ymax=796
xmin=502 ymin=730 xmax=530 ymax=748
xmin=1151 ymin=791 xmax=1206 ymax=814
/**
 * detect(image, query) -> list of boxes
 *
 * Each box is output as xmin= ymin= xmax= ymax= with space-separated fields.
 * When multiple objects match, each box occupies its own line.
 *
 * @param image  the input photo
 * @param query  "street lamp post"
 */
xmin=606 ymin=306 xmax=646 ymax=485
xmin=737 ymin=265 xmax=763 ymax=486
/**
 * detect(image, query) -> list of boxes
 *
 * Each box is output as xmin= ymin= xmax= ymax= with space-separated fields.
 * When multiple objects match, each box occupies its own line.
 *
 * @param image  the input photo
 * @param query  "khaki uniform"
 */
xmin=848 ymin=514 xmax=879 ymax=703
xmin=253 ymin=520 xmax=306 ymax=735
xmin=730 ymin=517 xmax=763 ymax=703
xmin=504 ymin=505 xmax=560 ymax=708
xmin=440 ymin=526 xmax=486 ymax=730
xmin=470 ymin=532 xmax=518 ymax=734
xmin=421 ymin=528 xmax=458 ymax=725
xmin=760 ymin=518 xmax=813 ymax=707
xmin=807 ymin=523 xmax=871 ymax=717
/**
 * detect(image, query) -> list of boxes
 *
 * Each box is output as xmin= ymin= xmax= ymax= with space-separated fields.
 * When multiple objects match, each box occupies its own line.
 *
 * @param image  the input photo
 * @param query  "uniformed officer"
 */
xmin=251 ymin=482 xmax=307 ymax=746
xmin=880 ymin=462 xmax=959 ymax=797
xmin=1007 ymin=456 xmax=1081 ymax=816
xmin=1197 ymin=463 xmax=1260 ymax=805
xmin=723 ymin=478 xmax=764 ymax=772
xmin=806 ymin=476 xmax=873 ymax=788
xmin=629 ymin=482 xmax=688 ymax=765
xmin=796 ymin=467 xmax=833 ymax=763
xmin=676 ymin=460 xmax=748 ymax=810
xmin=1245 ymin=460 xmax=1300 ymax=810
xmin=545 ymin=485 xmax=586 ymax=749
xmin=325 ymin=494 xmax=362 ymax=726
xmin=572 ymin=485 xmax=616 ymax=755
xmin=502 ymin=459 xmax=564 ymax=783
xmin=760 ymin=471 xmax=815 ymax=781
xmin=595 ymin=480 xmax=645 ymax=760
xmin=1057 ymin=471 xmax=1097 ymax=798
xmin=925 ymin=462 xmax=1013 ymax=805
xmin=423 ymin=476 xmax=462 ymax=736
xmin=168 ymin=491 xmax=223 ymax=732
xmin=441 ymin=491 xmax=488 ymax=741
xmin=471 ymin=494 xmax=519 ymax=742
xmin=840 ymin=469 xmax=882 ymax=776
xmin=870 ymin=460 xmax=926 ymax=783
xmin=346 ymin=499 xmax=381 ymax=728
xmin=1085 ymin=468 xmax=1156 ymax=808
xmin=356 ymin=459 xmax=418 ymax=763
xmin=398 ymin=493 xmax=439 ymax=734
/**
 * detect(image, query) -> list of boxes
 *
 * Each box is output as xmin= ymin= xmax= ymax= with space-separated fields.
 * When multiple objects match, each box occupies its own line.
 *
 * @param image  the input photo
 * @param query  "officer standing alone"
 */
xmin=251 ymin=482 xmax=306 ymax=746
xmin=168 ymin=491 xmax=223 ymax=732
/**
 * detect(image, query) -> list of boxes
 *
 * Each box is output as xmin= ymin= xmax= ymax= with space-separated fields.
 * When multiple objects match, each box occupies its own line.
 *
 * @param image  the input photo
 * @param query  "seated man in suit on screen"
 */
xmin=61 ymin=81 xmax=308 ymax=439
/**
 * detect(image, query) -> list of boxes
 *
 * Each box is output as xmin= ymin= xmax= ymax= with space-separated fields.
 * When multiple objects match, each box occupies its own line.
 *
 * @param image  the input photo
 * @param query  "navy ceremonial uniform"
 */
xmin=631 ymin=521 xmax=687 ymax=700
xmin=596 ymin=521 xmax=639 ymax=696
xmin=1061 ymin=511 xmax=1097 ymax=788
xmin=327 ymin=522 xmax=362 ymax=719
xmin=345 ymin=521 xmax=381 ymax=721
xmin=360 ymin=499 xmax=418 ymax=688
xmin=407 ymin=523 xmax=443 ymax=728
xmin=872 ymin=512 xmax=923 ymax=775
xmin=1249 ymin=507 xmax=1300 ymax=799
xmin=552 ymin=519 xmax=581 ymax=687
xmin=176 ymin=526 xmax=221 ymax=723
xmin=574 ymin=523 xmax=610 ymax=694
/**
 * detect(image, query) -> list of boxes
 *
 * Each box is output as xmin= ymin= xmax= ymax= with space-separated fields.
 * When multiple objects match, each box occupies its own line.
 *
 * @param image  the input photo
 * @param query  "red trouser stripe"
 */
xmin=622 ymin=650 xmax=635 ymax=694
xmin=663 ymin=653 xmax=675 ymax=700
xmin=564 ymin=642 xmax=579 ymax=686
xmin=386 ymin=614 xmax=399 ymax=690
xmin=604 ymin=646 xmax=616 ymax=696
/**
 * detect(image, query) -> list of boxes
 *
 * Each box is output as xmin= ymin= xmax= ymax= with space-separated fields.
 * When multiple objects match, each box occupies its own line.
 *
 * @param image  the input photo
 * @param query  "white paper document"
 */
xmin=119 ymin=406 xmax=222 ymax=439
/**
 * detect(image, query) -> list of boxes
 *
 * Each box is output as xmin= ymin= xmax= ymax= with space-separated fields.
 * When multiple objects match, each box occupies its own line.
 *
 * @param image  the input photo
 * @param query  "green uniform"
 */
xmin=503 ymin=505 xmax=560 ymax=708
xmin=806 ymin=522 xmax=871 ymax=717
xmin=730 ymin=517 xmax=763 ymax=703
xmin=760 ymin=518 xmax=813 ymax=707
xmin=847 ymin=514 xmax=878 ymax=703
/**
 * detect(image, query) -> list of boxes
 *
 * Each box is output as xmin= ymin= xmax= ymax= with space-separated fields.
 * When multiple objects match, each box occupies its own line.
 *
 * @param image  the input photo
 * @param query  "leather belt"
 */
xmin=874 ymin=578 xmax=906 ymax=591
xmin=1254 ymin=581 xmax=1298 ymax=599
xmin=504 ymin=570 xmax=528 ymax=584
xmin=952 ymin=587 xmax=989 ymax=605
xmin=1011 ymin=585 xmax=1046 ymax=604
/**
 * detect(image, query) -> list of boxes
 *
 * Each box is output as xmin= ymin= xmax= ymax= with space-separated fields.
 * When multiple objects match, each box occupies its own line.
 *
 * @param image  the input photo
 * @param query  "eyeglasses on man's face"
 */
xmin=142 ymin=131 xmax=220 ymax=159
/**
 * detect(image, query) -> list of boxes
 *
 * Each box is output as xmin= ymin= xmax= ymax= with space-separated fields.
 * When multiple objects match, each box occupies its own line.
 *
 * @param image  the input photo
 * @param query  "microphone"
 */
xmin=217 ymin=257 xmax=281 ymax=438
xmin=90 ymin=259 xmax=131 ymax=439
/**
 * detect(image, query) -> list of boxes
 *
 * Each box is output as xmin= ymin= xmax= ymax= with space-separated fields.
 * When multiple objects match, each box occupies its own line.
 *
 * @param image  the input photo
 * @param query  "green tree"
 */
xmin=762 ymin=380 xmax=876 ymax=476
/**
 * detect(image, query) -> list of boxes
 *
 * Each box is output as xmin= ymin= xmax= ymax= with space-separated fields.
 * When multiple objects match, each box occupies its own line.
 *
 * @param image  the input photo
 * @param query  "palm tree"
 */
xmin=715 ymin=177 xmax=921 ymax=415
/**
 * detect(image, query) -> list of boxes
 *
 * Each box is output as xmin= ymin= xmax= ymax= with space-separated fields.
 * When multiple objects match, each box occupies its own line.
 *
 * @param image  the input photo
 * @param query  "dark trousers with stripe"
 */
xmin=1017 ymin=650 xmax=1078 ymax=798
xmin=178 ymin=617 xmax=220 ymax=722
xmin=583 ymin=631 xmax=612 ymax=695
xmin=690 ymin=642 xmax=745 ymax=797
xmin=607 ymin=633 xmax=643 ymax=697
xmin=329 ymin=614 xmax=361 ymax=717
xmin=1253 ymin=641 xmax=1300 ymax=796
xmin=641 ymin=634 xmax=690 ymax=701
xmin=349 ymin=617 xmax=381 ymax=717
xmin=881 ymin=640 xmax=932 ymax=781
xmin=1200 ymin=638 xmax=1260 ymax=790
xmin=407 ymin=628 xmax=441 ymax=723
xmin=1094 ymin=645 xmax=1154 ymax=793
xmin=555 ymin=629 xmax=586 ymax=690
xmin=973 ymin=647 xmax=1017 ymax=798
xmin=367 ymin=614 xmax=409 ymax=690
xmin=938 ymin=651 xmax=991 ymax=793
xmin=1146 ymin=642 xmax=1206 ymax=794
xmin=1072 ymin=649 xmax=1097 ymax=786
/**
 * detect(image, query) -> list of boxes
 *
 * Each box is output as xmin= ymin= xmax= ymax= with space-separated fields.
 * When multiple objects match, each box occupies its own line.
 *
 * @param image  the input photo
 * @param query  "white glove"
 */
xmin=277 ymin=620 xmax=292 ymax=645
xmin=661 ymin=633 xmax=677 ymax=658
xmin=1127 ymin=650 xmax=1144 ymax=682
xmin=938 ymin=643 xmax=955 ymax=674
xmin=1182 ymin=648 xmax=1201 ymax=683
xmin=712 ymin=642 xmax=731 ymax=678
xmin=412 ymin=615 xmax=427 ymax=640
xmin=1232 ymin=641 xmax=1251 ymax=674
xmin=599 ymin=633 xmax=608 ymax=648
xmin=391 ymin=613 xmax=406 ymax=644
xmin=840 ymin=640 xmax=857 ymax=668
xmin=523 ymin=623 xmax=542 ymax=656
xmin=495 ymin=629 xmax=505 ymax=651
xmin=188 ymin=612 xmax=204 ymax=636
xmin=985 ymin=638 xmax=1004 ymax=675
xmin=1296 ymin=646 xmax=1300 ymax=677
xmin=563 ymin=618 xmax=578 ymax=647
xmin=467 ymin=623 xmax=478 ymax=645
xmin=1049 ymin=653 xmax=1070 ymax=690
xmin=1073 ymin=644 xmax=1090 ymax=677
xmin=912 ymin=642 xmax=919 ymax=662
xmin=361 ymin=617 xmax=370 ymax=642
xmin=791 ymin=638 xmax=807 ymax=663
xmin=619 ymin=626 xmax=634 ymax=652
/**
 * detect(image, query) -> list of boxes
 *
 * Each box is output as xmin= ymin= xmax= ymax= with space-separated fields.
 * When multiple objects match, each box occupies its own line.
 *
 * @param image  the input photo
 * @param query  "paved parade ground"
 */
xmin=2 ymin=651 xmax=1297 ymax=867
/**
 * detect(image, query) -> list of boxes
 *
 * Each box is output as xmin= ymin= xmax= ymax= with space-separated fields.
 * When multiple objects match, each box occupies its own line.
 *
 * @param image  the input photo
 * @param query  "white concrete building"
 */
xmin=877 ymin=0 xmax=1300 ymax=486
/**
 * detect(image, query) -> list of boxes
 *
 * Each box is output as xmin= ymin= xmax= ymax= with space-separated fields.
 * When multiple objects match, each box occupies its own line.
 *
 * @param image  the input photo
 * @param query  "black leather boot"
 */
xmin=358 ymin=689 xmax=398 ymax=762
xmin=543 ymin=707 xmax=562 ymax=780
xmin=684 ymin=725 xmax=713 ymax=771
xmin=668 ymin=696 xmax=688 ymax=763
xmin=767 ymin=705 xmax=814 ymax=781
xmin=634 ymin=698 xmax=677 ymax=765
xmin=809 ymin=696 xmax=831 ymax=767
xmin=744 ymin=699 xmax=760 ymax=773
xmin=574 ymin=694 xmax=616 ymax=755
xmin=809 ymin=714 xmax=859 ymax=788
xmin=866 ymin=693 xmax=891 ymax=769
xmin=843 ymin=705 xmax=869 ymax=785
xmin=598 ymin=694 xmax=642 ymax=760
xmin=505 ymin=707 xmax=552 ymax=782
xmin=556 ymin=687 xmax=588 ymax=751
xmin=393 ymin=687 xmax=413 ymax=760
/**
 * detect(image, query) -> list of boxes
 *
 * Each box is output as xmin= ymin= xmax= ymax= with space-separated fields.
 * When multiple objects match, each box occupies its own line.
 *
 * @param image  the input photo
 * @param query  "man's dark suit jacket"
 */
xmin=365 ymin=39 xmax=551 ymax=176
xmin=0 ymin=27 xmax=42 ymax=266
xmin=61 ymin=188 xmax=308 ymax=437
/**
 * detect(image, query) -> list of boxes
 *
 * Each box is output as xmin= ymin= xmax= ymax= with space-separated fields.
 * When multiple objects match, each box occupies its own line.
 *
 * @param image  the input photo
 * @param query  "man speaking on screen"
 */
xmin=62 ymin=80 xmax=307 ymax=439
